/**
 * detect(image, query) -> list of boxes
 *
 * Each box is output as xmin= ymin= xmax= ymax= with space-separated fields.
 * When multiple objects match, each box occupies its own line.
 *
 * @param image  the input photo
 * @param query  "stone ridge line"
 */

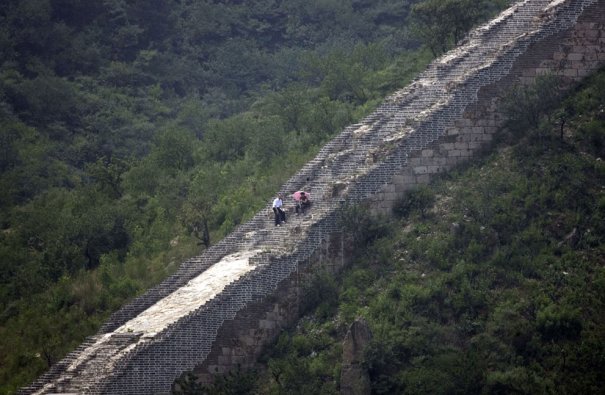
xmin=18 ymin=0 xmax=600 ymax=393
xmin=114 ymin=250 xmax=261 ymax=336
xmin=31 ymin=250 xmax=261 ymax=395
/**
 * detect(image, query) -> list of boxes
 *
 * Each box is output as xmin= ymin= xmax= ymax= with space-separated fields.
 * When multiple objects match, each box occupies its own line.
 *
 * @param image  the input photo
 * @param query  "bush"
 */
xmin=393 ymin=185 xmax=435 ymax=219
xmin=302 ymin=270 xmax=339 ymax=319
xmin=339 ymin=203 xmax=392 ymax=246
xmin=536 ymin=304 xmax=582 ymax=341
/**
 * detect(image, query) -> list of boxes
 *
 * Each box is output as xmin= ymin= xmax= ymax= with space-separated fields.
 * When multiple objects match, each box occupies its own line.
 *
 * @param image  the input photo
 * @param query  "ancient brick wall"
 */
xmin=192 ymin=231 xmax=348 ymax=385
xmin=19 ymin=1 xmax=605 ymax=394
xmin=371 ymin=0 xmax=605 ymax=212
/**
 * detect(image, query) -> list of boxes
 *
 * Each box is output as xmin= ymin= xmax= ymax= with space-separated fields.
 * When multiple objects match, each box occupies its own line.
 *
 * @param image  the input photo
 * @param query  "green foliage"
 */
xmin=503 ymin=73 xmax=565 ymax=134
xmin=0 ymin=0 xmax=567 ymax=392
xmin=251 ymin=67 xmax=605 ymax=394
xmin=411 ymin=0 xmax=507 ymax=55
xmin=338 ymin=203 xmax=392 ymax=246
xmin=301 ymin=270 xmax=339 ymax=319
xmin=393 ymin=185 xmax=436 ymax=218
xmin=1 ymin=1 xmax=446 ymax=391
xmin=536 ymin=304 xmax=582 ymax=342
xmin=173 ymin=369 xmax=258 ymax=395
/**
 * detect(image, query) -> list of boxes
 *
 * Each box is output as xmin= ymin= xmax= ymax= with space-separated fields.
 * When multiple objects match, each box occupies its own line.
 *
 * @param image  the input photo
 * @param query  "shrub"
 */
xmin=536 ymin=304 xmax=582 ymax=341
xmin=393 ymin=185 xmax=436 ymax=219
xmin=339 ymin=203 xmax=392 ymax=246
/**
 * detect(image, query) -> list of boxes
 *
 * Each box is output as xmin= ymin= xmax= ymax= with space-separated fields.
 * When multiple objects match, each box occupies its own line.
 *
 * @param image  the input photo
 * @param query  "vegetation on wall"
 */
xmin=0 ymin=0 xmax=511 ymax=392
xmin=0 ymin=1 xmax=423 ymax=392
xmin=239 ymin=70 xmax=605 ymax=395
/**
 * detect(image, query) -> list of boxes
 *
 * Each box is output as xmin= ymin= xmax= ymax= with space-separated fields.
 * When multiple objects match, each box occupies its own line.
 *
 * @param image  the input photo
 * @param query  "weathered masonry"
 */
xmin=19 ymin=1 xmax=605 ymax=394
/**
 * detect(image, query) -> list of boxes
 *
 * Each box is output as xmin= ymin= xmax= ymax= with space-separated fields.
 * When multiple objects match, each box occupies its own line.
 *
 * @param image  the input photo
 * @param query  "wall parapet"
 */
xmin=19 ymin=0 xmax=605 ymax=393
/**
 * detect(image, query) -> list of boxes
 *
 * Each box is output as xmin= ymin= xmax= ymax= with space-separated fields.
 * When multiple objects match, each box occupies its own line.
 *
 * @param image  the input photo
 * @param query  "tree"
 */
xmin=503 ymin=73 xmax=564 ymax=133
xmin=179 ymin=168 xmax=221 ymax=248
xmin=393 ymin=185 xmax=436 ymax=219
xmin=412 ymin=0 xmax=485 ymax=56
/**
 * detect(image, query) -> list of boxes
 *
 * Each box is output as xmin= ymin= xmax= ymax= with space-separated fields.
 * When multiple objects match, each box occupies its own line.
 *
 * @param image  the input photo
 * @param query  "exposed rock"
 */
xmin=340 ymin=318 xmax=372 ymax=395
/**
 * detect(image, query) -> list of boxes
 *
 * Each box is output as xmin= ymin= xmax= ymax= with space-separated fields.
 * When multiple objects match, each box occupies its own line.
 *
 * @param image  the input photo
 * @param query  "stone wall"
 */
xmin=19 ymin=1 xmax=605 ymax=394
xmin=371 ymin=2 xmax=605 ymax=212
xmin=192 ymin=231 xmax=348 ymax=385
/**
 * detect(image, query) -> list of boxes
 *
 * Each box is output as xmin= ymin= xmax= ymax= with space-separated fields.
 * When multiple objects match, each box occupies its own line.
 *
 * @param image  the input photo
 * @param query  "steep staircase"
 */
xmin=19 ymin=0 xmax=602 ymax=393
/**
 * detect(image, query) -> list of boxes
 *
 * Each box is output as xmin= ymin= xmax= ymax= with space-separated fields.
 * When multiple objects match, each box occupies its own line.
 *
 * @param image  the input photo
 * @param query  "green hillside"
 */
xmin=200 ymin=71 xmax=604 ymax=395
xmin=0 ymin=0 xmax=530 ymax=392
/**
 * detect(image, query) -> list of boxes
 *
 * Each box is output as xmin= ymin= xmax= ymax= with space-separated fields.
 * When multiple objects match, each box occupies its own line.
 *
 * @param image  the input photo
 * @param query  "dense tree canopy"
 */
xmin=1 ymin=0 xmax=513 ymax=393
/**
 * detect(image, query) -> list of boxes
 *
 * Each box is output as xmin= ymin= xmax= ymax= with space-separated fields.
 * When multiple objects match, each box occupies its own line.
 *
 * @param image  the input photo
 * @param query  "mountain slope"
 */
xmin=226 ymin=70 xmax=605 ymax=395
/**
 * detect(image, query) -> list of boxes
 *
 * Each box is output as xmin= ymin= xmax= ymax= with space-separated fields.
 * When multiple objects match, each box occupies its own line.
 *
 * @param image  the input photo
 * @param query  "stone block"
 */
xmin=522 ymin=68 xmax=537 ymax=76
xmin=401 ymin=175 xmax=417 ymax=184
xmin=416 ymin=174 xmax=430 ymax=184
xmin=370 ymin=194 xmax=383 ymax=204
xmin=386 ymin=192 xmax=399 ymax=202
xmin=408 ymin=157 xmax=422 ymax=166
xmin=462 ymin=133 xmax=481 ymax=142
xmin=259 ymin=320 xmax=276 ymax=330
xmin=413 ymin=166 xmax=428 ymax=174
xmin=585 ymin=60 xmax=601 ymax=69
xmin=567 ymin=52 xmax=584 ymax=61
xmin=218 ymin=355 xmax=231 ymax=365
xmin=454 ymin=118 xmax=472 ymax=127
xmin=208 ymin=365 xmax=224 ymax=374
xmin=564 ymin=69 xmax=578 ymax=77
xmin=421 ymin=149 xmax=434 ymax=157
xmin=553 ymin=52 xmax=566 ymax=60
xmin=434 ymin=157 xmax=448 ymax=166
xmin=381 ymin=183 xmax=396 ymax=194
xmin=400 ymin=182 xmax=418 ymax=191
xmin=586 ymin=30 xmax=600 ymax=39
xmin=231 ymin=356 xmax=246 ymax=365
xmin=519 ymin=76 xmax=534 ymax=85
xmin=391 ymin=175 xmax=405 ymax=186
xmin=539 ymin=59 xmax=556 ymax=68
xmin=240 ymin=336 xmax=255 ymax=347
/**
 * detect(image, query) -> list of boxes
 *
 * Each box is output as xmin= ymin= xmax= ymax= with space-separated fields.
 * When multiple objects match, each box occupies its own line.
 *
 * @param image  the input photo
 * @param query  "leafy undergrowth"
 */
xmin=231 ymin=71 xmax=605 ymax=394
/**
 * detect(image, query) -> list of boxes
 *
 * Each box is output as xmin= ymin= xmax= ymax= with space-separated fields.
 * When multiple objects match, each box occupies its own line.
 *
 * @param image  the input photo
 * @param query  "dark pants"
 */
xmin=296 ymin=201 xmax=311 ymax=214
xmin=273 ymin=207 xmax=286 ymax=225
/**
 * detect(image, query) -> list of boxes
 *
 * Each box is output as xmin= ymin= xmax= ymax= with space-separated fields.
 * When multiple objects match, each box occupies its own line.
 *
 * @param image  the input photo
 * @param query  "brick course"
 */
xmin=19 ymin=1 xmax=605 ymax=394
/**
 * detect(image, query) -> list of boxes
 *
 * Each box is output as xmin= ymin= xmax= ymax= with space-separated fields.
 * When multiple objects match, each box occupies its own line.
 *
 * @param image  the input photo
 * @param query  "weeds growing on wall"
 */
xmin=248 ymin=69 xmax=605 ymax=394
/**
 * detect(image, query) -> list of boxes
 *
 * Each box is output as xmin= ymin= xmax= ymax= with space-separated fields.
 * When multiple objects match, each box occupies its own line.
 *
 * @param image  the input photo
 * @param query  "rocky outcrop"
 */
xmin=340 ymin=318 xmax=372 ymax=395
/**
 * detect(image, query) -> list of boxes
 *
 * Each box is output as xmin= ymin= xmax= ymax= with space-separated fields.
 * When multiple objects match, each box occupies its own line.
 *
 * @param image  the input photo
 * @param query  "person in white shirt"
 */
xmin=272 ymin=193 xmax=286 ymax=226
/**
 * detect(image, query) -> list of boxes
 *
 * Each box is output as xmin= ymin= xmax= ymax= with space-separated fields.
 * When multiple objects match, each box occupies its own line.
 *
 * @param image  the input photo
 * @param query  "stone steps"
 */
xmin=19 ymin=1 xmax=603 ymax=393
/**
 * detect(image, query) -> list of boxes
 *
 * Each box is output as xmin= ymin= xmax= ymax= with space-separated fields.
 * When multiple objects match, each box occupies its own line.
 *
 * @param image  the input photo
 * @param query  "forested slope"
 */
xmin=199 ymin=70 xmax=605 ymax=395
xmin=0 ymin=0 xmax=507 ymax=392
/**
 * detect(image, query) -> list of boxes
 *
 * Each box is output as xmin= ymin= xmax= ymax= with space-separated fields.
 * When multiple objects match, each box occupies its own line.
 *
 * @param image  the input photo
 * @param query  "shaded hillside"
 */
xmin=0 ymin=0 xmax=509 ymax=393
xmin=194 ymin=70 xmax=605 ymax=394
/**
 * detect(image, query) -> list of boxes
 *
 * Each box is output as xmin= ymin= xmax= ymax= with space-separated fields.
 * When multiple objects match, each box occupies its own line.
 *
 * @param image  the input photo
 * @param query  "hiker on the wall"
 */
xmin=272 ymin=193 xmax=286 ymax=226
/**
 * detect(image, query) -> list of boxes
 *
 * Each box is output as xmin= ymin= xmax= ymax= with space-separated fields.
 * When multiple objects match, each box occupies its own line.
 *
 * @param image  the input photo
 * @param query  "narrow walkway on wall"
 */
xmin=20 ymin=0 xmax=603 ymax=393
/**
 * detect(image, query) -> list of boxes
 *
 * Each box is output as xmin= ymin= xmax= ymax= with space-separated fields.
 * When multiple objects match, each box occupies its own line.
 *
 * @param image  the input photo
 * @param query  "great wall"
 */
xmin=19 ymin=0 xmax=605 ymax=393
